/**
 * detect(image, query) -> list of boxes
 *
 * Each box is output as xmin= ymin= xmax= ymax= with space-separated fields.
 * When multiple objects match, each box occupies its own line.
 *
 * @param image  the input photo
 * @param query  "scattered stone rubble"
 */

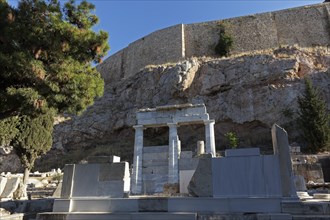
xmin=0 ymin=169 xmax=63 ymax=201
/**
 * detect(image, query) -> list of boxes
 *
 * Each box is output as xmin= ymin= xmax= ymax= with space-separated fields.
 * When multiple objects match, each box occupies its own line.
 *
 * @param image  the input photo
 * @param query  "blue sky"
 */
xmin=8 ymin=0 xmax=322 ymax=57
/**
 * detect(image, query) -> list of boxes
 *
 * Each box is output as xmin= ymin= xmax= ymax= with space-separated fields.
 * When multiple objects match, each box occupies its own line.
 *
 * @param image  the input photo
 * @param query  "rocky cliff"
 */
xmin=1 ymin=46 xmax=329 ymax=172
xmin=24 ymin=46 xmax=328 ymax=171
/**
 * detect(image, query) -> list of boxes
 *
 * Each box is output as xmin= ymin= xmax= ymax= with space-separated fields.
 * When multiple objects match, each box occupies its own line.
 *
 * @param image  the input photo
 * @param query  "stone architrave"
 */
xmin=168 ymin=123 xmax=179 ymax=184
xmin=271 ymin=124 xmax=297 ymax=198
xmin=131 ymin=125 xmax=144 ymax=194
xmin=204 ymin=120 xmax=216 ymax=157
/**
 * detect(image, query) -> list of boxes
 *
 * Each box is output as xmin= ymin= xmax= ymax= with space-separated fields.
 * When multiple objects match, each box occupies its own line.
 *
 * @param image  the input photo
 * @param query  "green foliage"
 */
xmin=0 ymin=0 xmax=109 ymax=174
xmin=13 ymin=110 xmax=55 ymax=170
xmin=0 ymin=116 xmax=19 ymax=146
xmin=215 ymin=23 xmax=233 ymax=57
xmin=0 ymin=0 xmax=108 ymax=117
xmin=282 ymin=108 xmax=295 ymax=119
xmin=51 ymin=173 xmax=63 ymax=182
xmin=297 ymin=78 xmax=330 ymax=153
xmin=225 ymin=131 xmax=239 ymax=148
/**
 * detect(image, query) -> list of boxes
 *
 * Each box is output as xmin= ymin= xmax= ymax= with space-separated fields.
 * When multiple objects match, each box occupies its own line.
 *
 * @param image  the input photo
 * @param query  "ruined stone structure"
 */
xmin=97 ymin=3 xmax=330 ymax=83
xmin=131 ymin=104 xmax=215 ymax=194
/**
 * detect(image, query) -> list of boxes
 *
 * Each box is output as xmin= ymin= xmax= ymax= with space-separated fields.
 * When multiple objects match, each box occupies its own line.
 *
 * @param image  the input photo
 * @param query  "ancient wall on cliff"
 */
xmin=98 ymin=3 xmax=330 ymax=84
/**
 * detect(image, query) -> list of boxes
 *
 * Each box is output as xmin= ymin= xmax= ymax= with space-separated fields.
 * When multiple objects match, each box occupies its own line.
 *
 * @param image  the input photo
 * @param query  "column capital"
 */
xmin=133 ymin=125 xmax=144 ymax=130
xmin=204 ymin=119 xmax=215 ymax=125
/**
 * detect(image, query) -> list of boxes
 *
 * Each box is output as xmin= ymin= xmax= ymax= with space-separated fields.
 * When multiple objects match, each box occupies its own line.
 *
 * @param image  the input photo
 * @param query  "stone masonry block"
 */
xmin=274 ymin=4 xmax=330 ymax=47
xmin=61 ymin=164 xmax=75 ymax=199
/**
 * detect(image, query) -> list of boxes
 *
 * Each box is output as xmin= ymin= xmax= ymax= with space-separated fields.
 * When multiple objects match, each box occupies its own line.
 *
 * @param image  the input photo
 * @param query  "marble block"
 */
xmin=0 ymin=177 xmax=20 ymax=198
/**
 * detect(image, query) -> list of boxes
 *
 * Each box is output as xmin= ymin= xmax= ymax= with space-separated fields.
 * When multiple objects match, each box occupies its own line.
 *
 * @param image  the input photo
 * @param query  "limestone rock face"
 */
xmin=0 ymin=153 xmax=23 ymax=173
xmin=35 ymin=46 xmax=330 ymax=170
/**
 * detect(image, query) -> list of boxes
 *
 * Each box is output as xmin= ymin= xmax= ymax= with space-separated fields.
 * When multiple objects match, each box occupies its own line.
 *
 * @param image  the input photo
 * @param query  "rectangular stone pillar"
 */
xmin=272 ymin=124 xmax=297 ymax=198
xmin=168 ymin=123 xmax=179 ymax=184
xmin=204 ymin=120 xmax=216 ymax=157
xmin=131 ymin=125 xmax=144 ymax=194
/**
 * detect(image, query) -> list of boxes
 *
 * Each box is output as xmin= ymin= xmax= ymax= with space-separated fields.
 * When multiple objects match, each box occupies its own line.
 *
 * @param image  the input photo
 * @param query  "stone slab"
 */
xmin=52 ymin=182 xmax=62 ymax=198
xmin=143 ymin=146 xmax=168 ymax=153
xmin=272 ymin=124 xmax=297 ymax=198
xmin=256 ymin=213 xmax=293 ymax=220
xmin=99 ymin=162 xmax=129 ymax=181
xmin=180 ymin=151 xmax=193 ymax=158
xmin=71 ymin=164 xmax=99 ymax=197
xmin=143 ymin=159 xmax=168 ymax=167
xmin=138 ymin=198 xmax=168 ymax=212
xmin=293 ymin=175 xmax=307 ymax=191
xmin=225 ymin=148 xmax=260 ymax=157
xmin=212 ymin=155 xmax=282 ymax=198
xmin=282 ymin=201 xmax=330 ymax=215
xmin=53 ymin=199 xmax=71 ymax=212
xmin=61 ymin=164 xmax=75 ymax=199
xmin=0 ymin=177 xmax=20 ymax=198
xmin=1 ymin=213 xmax=24 ymax=220
xmin=168 ymin=197 xmax=282 ymax=213
xmin=50 ymin=197 xmax=283 ymax=214
xmin=313 ymin=193 xmax=330 ymax=200
xmin=97 ymin=181 xmax=125 ymax=197
xmin=179 ymin=158 xmax=199 ymax=170
xmin=143 ymin=166 xmax=168 ymax=175
xmin=60 ymin=198 xmax=139 ymax=213
xmin=87 ymin=156 xmax=120 ymax=163
xmin=0 ymin=176 xmax=8 ymax=196
xmin=188 ymin=158 xmax=213 ymax=197
xmin=62 ymin=163 xmax=129 ymax=198
xmin=180 ymin=170 xmax=195 ymax=194
xmin=142 ymin=174 xmax=169 ymax=193
xmin=143 ymin=152 xmax=168 ymax=160
xmin=37 ymin=212 xmax=196 ymax=220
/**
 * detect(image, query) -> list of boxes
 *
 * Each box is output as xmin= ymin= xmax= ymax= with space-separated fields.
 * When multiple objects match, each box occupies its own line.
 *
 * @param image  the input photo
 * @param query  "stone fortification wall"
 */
xmin=97 ymin=24 xmax=184 ymax=83
xmin=98 ymin=3 xmax=330 ymax=83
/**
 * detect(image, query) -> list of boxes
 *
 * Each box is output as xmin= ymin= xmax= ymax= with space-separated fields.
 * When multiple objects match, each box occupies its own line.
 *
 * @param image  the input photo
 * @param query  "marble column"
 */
xmin=131 ymin=125 xmax=144 ymax=194
xmin=204 ymin=120 xmax=216 ymax=157
xmin=168 ymin=123 xmax=179 ymax=184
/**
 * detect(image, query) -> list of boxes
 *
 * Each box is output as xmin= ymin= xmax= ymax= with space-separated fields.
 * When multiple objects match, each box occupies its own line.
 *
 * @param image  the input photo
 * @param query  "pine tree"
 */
xmin=0 ymin=0 xmax=109 ymax=194
xmin=297 ymin=78 xmax=330 ymax=153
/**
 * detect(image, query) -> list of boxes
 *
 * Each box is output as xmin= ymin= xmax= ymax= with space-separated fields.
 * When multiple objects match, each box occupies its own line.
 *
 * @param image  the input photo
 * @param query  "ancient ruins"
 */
xmin=131 ymin=104 xmax=215 ymax=194
xmin=1 ymin=2 xmax=330 ymax=220
xmin=34 ymin=103 xmax=329 ymax=220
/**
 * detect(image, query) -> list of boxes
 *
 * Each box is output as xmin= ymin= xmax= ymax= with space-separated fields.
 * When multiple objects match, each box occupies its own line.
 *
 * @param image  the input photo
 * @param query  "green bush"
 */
xmin=215 ymin=23 xmax=233 ymax=57
xmin=225 ymin=131 xmax=239 ymax=148
xmin=297 ymin=78 xmax=330 ymax=153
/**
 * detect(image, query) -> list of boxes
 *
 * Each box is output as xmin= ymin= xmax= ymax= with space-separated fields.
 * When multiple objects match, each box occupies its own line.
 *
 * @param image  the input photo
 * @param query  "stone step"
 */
xmin=143 ymin=166 xmax=168 ymax=175
xmin=37 ymin=212 xmax=197 ymax=220
xmin=143 ymin=146 xmax=168 ymax=153
xmin=313 ymin=193 xmax=330 ymax=200
xmin=282 ymin=201 xmax=330 ymax=215
xmin=143 ymin=159 xmax=168 ymax=167
xmin=143 ymin=152 xmax=168 ymax=160
xmin=1 ymin=213 xmax=24 ymax=220
xmin=143 ymin=174 xmax=168 ymax=182
xmin=292 ymin=215 xmax=330 ymax=220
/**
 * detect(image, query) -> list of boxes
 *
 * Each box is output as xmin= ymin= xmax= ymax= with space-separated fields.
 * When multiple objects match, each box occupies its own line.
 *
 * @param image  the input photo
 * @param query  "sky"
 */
xmin=8 ymin=0 xmax=323 ymax=58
